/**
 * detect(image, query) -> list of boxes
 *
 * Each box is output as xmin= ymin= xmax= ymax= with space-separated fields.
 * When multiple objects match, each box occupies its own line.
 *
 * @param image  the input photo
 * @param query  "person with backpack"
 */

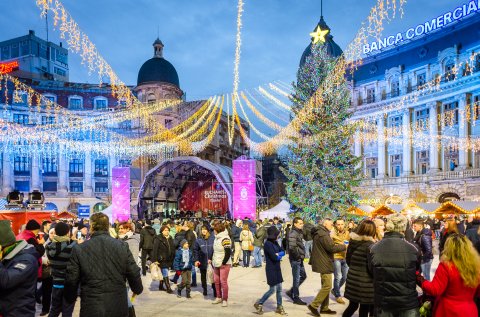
xmin=139 ymin=219 xmax=156 ymax=276
xmin=303 ymin=221 xmax=314 ymax=261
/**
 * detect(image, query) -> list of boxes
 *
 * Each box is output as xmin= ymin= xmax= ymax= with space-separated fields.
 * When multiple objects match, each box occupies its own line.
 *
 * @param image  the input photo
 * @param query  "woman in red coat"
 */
xmin=418 ymin=234 xmax=480 ymax=317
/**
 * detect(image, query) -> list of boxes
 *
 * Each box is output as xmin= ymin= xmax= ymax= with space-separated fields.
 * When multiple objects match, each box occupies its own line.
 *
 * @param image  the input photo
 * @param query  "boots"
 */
xmin=275 ymin=305 xmax=287 ymax=315
xmin=202 ymin=286 xmax=207 ymax=296
xmin=158 ymin=280 xmax=165 ymax=291
xmin=254 ymin=302 xmax=263 ymax=315
xmin=164 ymin=277 xmax=173 ymax=294
xmin=186 ymin=289 xmax=192 ymax=299
xmin=177 ymin=288 xmax=182 ymax=298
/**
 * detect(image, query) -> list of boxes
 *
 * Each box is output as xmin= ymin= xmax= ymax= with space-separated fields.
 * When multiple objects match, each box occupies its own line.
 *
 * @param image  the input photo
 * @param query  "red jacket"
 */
xmin=422 ymin=262 xmax=479 ymax=317
xmin=16 ymin=230 xmax=43 ymax=278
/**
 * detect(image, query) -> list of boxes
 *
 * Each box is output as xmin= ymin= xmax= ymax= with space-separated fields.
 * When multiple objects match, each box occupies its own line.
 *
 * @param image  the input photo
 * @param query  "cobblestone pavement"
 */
xmin=36 ymin=242 xmax=440 ymax=317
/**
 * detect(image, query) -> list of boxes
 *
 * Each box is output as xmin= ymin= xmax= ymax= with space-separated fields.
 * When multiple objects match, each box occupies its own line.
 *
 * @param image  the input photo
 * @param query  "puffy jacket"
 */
xmin=212 ymin=230 xmax=232 ymax=268
xmin=344 ymin=232 xmax=375 ymax=304
xmin=0 ymin=241 xmax=39 ymax=317
xmin=192 ymin=234 xmax=215 ymax=270
xmin=368 ymin=231 xmax=421 ymax=313
xmin=288 ymin=227 xmax=305 ymax=261
xmin=253 ymin=225 xmax=267 ymax=247
xmin=413 ymin=228 xmax=433 ymax=263
xmin=173 ymin=248 xmax=194 ymax=271
xmin=64 ymin=231 xmax=143 ymax=317
xmin=139 ymin=226 xmax=156 ymax=250
xmin=46 ymin=238 xmax=76 ymax=285
xmin=309 ymin=225 xmax=346 ymax=274
xmin=152 ymin=234 xmax=175 ymax=269
xmin=240 ymin=229 xmax=254 ymax=251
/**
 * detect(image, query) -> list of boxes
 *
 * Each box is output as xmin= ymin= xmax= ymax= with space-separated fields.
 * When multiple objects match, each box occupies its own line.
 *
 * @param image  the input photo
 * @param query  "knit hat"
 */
xmin=0 ymin=220 xmax=16 ymax=247
xmin=25 ymin=219 xmax=41 ymax=231
xmin=54 ymin=222 xmax=70 ymax=237
xmin=267 ymin=225 xmax=280 ymax=240
xmin=180 ymin=239 xmax=188 ymax=247
xmin=385 ymin=214 xmax=408 ymax=233
xmin=235 ymin=219 xmax=243 ymax=227
xmin=153 ymin=218 xmax=161 ymax=224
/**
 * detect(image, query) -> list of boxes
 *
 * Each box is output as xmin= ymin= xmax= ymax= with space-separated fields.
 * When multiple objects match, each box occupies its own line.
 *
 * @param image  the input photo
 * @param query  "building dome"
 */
xmin=299 ymin=16 xmax=343 ymax=67
xmin=137 ymin=38 xmax=180 ymax=87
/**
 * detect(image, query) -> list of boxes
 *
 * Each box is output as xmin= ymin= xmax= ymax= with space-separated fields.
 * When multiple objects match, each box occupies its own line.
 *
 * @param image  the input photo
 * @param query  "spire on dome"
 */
xmin=153 ymin=38 xmax=164 ymax=58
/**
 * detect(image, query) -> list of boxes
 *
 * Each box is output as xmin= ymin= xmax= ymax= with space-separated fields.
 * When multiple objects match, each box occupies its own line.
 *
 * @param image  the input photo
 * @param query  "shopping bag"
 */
xmin=207 ymin=264 xmax=214 ymax=284
xmin=150 ymin=262 xmax=161 ymax=281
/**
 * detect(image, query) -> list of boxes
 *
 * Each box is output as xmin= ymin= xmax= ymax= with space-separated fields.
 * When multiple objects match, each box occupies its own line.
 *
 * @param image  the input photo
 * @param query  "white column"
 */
xmin=377 ymin=116 xmax=387 ymax=178
xmin=354 ymin=130 xmax=363 ymax=170
xmin=402 ymin=108 xmax=413 ymax=176
xmin=458 ymin=93 xmax=470 ymax=169
xmin=31 ymin=153 xmax=40 ymax=190
xmin=429 ymin=102 xmax=441 ymax=173
xmin=84 ymin=152 xmax=93 ymax=195
xmin=2 ymin=152 xmax=13 ymax=195
xmin=58 ymin=151 xmax=68 ymax=197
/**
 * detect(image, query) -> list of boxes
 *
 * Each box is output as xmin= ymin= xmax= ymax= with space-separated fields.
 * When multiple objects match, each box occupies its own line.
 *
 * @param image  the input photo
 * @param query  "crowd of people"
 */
xmin=1 ymin=212 xmax=479 ymax=317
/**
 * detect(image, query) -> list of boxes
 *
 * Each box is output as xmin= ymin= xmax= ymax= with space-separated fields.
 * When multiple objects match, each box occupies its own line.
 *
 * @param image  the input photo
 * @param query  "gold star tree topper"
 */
xmin=310 ymin=26 xmax=329 ymax=44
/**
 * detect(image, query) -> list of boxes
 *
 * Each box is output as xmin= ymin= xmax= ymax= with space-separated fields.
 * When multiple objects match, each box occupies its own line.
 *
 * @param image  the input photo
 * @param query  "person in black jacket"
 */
xmin=286 ymin=217 xmax=307 ymax=305
xmin=412 ymin=219 xmax=434 ymax=280
xmin=152 ymin=225 xmax=175 ymax=293
xmin=0 ymin=220 xmax=40 ymax=317
xmin=46 ymin=222 xmax=76 ymax=317
xmin=64 ymin=213 xmax=143 ymax=317
xmin=343 ymin=220 xmax=377 ymax=317
xmin=368 ymin=214 xmax=421 ymax=317
xmin=139 ymin=220 xmax=156 ymax=276
xmin=254 ymin=226 xmax=287 ymax=315
xmin=193 ymin=225 xmax=216 ymax=296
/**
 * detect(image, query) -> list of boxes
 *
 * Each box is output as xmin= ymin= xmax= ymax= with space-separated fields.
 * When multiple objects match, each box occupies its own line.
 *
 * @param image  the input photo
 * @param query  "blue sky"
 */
xmin=1 ymin=0 xmax=457 ymax=100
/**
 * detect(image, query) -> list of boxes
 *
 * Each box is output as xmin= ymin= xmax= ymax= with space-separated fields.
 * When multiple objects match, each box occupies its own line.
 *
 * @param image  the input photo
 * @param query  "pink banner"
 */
xmin=233 ymin=158 xmax=256 ymax=220
xmin=112 ymin=167 xmax=130 ymax=222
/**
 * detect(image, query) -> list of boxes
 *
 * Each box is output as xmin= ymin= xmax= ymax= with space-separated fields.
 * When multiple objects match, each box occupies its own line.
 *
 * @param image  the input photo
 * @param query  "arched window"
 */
xmin=93 ymin=96 xmax=108 ymax=110
xmin=68 ymin=95 xmax=83 ymax=110
xmin=438 ymin=192 xmax=460 ymax=203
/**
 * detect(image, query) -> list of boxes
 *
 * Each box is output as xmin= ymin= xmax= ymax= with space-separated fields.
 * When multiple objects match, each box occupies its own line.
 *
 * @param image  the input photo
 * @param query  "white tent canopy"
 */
xmin=259 ymin=200 xmax=291 ymax=220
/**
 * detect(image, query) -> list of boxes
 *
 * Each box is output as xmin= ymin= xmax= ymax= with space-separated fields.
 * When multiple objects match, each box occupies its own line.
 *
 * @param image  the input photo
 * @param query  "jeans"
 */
xmin=434 ymin=230 xmax=441 ymax=240
xmin=161 ymin=267 xmax=169 ymax=277
xmin=213 ymin=264 xmax=231 ymax=301
xmin=311 ymin=273 xmax=332 ymax=311
xmin=48 ymin=287 xmax=75 ymax=317
xmin=421 ymin=259 xmax=433 ymax=281
xmin=304 ymin=240 xmax=313 ymax=259
xmin=192 ymin=267 xmax=197 ymax=285
xmin=258 ymin=283 xmax=282 ymax=307
xmin=342 ymin=301 xmax=371 ymax=317
xmin=333 ymin=259 xmax=348 ymax=297
xmin=243 ymin=250 xmax=251 ymax=267
xmin=253 ymin=246 xmax=263 ymax=267
xmin=289 ymin=259 xmax=307 ymax=299
xmin=376 ymin=308 xmax=420 ymax=317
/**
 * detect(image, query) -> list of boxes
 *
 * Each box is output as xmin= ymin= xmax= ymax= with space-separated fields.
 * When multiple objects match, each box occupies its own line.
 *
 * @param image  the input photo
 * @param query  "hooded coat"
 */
xmin=0 ymin=241 xmax=39 ymax=317
xmin=264 ymin=239 xmax=284 ymax=286
xmin=139 ymin=226 xmax=156 ymax=250
xmin=344 ymin=232 xmax=375 ymax=304
xmin=309 ymin=225 xmax=346 ymax=274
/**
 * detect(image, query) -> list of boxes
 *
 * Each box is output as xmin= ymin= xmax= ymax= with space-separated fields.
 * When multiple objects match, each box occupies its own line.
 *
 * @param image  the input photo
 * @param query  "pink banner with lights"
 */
xmin=233 ymin=158 xmax=256 ymax=220
xmin=112 ymin=167 xmax=130 ymax=222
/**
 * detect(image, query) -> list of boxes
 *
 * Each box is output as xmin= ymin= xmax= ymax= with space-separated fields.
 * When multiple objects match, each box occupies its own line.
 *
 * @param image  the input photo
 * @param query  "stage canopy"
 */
xmin=259 ymin=200 xmax=291 ymax=220
xmin=138 ymin=156 xmax=233 ymax=219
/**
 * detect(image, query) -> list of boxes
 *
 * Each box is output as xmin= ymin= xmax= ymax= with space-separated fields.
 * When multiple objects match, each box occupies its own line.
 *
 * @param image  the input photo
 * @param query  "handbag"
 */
xmin=248 ymin=243 xmax=254 ymax=251
xmin=206 ymin=264 xmax=214 ymax=284
xmin=150 ymin=262 xmax=161 ymax=281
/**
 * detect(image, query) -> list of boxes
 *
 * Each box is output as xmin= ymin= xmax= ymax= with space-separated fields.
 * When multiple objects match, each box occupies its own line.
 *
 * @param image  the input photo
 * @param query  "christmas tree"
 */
xmin=281 ymin=44 xmax=362 ymax=220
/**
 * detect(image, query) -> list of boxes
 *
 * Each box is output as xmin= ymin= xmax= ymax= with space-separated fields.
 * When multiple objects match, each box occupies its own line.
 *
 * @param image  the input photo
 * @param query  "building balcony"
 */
xmin=360 ymin=168 xmax=480 ymax=187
